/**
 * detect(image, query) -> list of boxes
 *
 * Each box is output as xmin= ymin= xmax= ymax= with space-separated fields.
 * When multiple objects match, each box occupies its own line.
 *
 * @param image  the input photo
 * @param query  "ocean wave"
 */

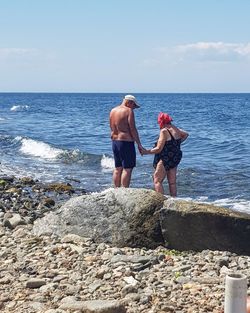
xmin=179 ymin=196 xmax=250 ymax=214
xmin=10 ymin=105 xmax=29 ymax=112
xmin=20 ymin=138 xmax=63 ymax=159
xmin=0 ymin=134 xmax=22 ymax=148
xmin=101 ymin=155 xmax=114 ymax=171
xmin=18 ymin=136 xmax=106 ymax=165
xmin=212 ymin=198 xmax=250 ymax=214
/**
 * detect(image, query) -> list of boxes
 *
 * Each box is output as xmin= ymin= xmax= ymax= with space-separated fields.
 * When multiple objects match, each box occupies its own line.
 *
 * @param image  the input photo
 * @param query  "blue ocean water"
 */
xmin=0 ymin=93 xmax=250 ymax=212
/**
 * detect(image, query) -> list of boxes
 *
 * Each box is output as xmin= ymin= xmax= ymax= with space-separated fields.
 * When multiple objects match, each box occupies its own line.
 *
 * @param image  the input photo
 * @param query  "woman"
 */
xmin=143 ymin=112 xmax=188 ymax=196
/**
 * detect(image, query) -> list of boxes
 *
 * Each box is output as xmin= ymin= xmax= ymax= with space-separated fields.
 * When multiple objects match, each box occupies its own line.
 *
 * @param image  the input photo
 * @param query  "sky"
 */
xmin=0 ymin=0 xmax=250 ymax=92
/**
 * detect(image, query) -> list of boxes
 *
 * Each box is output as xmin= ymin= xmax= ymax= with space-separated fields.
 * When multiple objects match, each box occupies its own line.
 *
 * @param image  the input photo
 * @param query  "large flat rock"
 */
xmin=160 ymin=198 xmax=250 ymax=255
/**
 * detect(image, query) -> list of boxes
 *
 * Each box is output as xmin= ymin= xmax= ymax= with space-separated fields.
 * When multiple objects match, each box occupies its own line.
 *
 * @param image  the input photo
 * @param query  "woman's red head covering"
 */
xmin=157 ymin=112 xmax=173 ymax=129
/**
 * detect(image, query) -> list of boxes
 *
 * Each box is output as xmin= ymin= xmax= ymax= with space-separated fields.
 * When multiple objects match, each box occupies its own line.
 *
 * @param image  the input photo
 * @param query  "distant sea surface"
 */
xmin=0 ymin=93 xmax=250 ymax=213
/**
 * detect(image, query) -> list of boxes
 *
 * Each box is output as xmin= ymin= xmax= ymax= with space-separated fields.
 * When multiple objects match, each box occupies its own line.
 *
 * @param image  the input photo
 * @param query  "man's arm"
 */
xmin=109 ymin=111 xmax=114 ymax=139
xmin=128 ymin=109 xmax=142 ymax=146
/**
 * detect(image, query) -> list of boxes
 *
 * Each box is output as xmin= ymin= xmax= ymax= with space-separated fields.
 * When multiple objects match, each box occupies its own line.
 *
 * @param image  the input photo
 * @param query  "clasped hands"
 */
xmin=138 ymin=144 xmax=150 ymax=156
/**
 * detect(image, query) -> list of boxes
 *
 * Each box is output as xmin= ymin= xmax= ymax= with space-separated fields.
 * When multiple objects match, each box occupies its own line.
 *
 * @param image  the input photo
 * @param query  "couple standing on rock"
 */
xmin=109 ymin=95 xmax=189 ymax=196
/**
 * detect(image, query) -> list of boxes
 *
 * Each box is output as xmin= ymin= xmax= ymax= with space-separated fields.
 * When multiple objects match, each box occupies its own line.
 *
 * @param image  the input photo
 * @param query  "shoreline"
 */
xmin=0 ymin=175 xmax=249 ymax=312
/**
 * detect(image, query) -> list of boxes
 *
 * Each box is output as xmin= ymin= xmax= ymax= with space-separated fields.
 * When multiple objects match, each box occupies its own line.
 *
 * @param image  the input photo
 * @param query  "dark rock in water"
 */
xmin=41 ymin=197 xmax=55 ymax=207
xmin=45 ymin=182 xmax=74 ymax=193
xmin=0 ymin=175 xmax=14 ymax=183
xmin=160 ymin=198 xmax=250 ymax=255
xmin=33 ymin=188 xmax=165 ymax=248
xmin=65 ymin=176 xmax=81 ymax=183
xmin=0 ymin=180 xmax=7 ymax=188
xmin=5 ymin=187 xmax=21 ymax=194
xmin=19 ymin=177 xmax=36 ymax=185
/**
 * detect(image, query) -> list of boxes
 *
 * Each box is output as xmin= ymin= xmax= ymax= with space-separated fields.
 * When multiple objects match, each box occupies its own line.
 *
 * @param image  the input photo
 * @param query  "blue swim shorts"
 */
xmin=112 ymin=140 xmax=136 ymax=169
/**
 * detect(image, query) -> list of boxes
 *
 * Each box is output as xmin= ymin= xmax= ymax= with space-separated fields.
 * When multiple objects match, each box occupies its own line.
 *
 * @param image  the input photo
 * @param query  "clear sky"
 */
xmin=0 ymin=0 xmax=250 ymax=92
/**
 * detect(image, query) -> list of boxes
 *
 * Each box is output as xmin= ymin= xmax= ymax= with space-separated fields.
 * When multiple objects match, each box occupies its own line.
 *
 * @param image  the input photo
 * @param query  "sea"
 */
xmin=0 ymin=93 xmax=250 ymax=213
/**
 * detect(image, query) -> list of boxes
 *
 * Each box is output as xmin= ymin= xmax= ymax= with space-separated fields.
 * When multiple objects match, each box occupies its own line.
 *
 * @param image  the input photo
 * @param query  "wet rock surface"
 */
xmin=0 ymin=176 xmax=86 ymax=224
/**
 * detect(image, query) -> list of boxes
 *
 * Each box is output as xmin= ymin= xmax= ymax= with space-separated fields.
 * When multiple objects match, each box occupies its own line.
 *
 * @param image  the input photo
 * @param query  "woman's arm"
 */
xmin=145 ymin=130 xmax=166 ymax=154
xmin=179 ymin=128 xmax=189 ymax=143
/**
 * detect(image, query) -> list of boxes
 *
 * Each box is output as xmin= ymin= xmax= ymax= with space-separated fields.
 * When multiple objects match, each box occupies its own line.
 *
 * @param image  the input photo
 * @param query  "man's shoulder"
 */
xmin=111 ymin=104 xmax=122 ymax=111
xmin=112 ymin=105 xmax=130 ymax=113
xmin=110 ymin=106 xmax=119 ymax=114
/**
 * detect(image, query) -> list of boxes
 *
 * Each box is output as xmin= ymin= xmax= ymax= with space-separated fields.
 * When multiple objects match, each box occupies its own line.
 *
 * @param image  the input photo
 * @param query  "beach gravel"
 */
xmin=0 ymin=176 xmax=249 ymax=312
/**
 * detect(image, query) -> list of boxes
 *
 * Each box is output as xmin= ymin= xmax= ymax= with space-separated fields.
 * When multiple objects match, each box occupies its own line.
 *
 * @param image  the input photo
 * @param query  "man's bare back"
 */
xmin=110 ymin=105 xmax=134 ymax=141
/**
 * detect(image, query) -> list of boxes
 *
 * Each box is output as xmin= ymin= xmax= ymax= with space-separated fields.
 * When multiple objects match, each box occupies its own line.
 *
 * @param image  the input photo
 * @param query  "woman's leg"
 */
xmin=153 ymin=160 xmax=167 ymax=194
xmin=167 ymin=167 xmax=177 ymax=197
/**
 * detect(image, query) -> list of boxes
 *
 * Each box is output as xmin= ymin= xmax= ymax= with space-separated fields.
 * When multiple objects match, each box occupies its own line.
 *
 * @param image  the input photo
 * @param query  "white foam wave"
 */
xmin=20 ymin=138 xmax=63 ymax=159
xmin=10 ymin=105 xmax=29 ymax=112
xmin=212 ymin=198 xmax=250 ymax=214
xmin=101 ymin=155 xmax=114 ymax=171
xmin=178 ymin=196 xmax=250 ymax=214
xmin=14 ymin=136 xmax=23 ymax=142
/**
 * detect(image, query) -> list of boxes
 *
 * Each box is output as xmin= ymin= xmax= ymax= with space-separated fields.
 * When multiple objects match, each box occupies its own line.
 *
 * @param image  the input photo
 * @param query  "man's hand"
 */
xmin=141 ymin=148 xmax=151 ymax=155
xmin=138 ymin=144 xmax=148 ymax=156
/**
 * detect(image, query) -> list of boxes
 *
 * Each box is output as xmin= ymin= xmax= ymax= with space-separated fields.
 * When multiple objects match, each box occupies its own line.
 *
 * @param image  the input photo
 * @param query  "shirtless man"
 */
xmin=109 ymin=95 xmax=144 ymax=187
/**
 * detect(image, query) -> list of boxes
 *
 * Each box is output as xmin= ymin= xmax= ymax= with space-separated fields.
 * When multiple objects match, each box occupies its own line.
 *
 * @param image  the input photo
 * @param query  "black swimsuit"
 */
xmin=153 ymin=129 xmax=182 ymax=170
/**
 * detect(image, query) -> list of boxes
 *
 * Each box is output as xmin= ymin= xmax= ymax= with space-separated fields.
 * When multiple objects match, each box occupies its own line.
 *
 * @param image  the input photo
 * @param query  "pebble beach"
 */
xmin=1 ymin=176 xmax=249 ymax=313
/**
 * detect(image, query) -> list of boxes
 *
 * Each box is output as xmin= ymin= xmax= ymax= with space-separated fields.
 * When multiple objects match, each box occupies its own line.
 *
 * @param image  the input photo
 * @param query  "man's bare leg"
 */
xmin=121 ymin=168 xmax=133 ymax=187
xmin=113 ymin=167 xmax=122 ymax=187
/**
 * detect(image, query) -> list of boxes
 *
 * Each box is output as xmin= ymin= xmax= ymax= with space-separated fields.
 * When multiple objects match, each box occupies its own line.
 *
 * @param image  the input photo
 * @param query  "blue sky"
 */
xmin=0 ymin=0 xmax=250 ymax=92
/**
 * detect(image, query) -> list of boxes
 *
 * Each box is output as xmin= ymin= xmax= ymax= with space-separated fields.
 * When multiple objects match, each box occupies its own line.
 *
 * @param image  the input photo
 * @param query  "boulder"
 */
xmin=160 ymin=198 xmax=250 ymax=255
xmin=33 ymin=188 xmax=165 ymax=248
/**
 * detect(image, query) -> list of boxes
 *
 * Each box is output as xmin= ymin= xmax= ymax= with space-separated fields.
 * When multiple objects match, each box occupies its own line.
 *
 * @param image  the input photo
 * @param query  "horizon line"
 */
xmin=0 ymin=91 xmax=250 ymax=94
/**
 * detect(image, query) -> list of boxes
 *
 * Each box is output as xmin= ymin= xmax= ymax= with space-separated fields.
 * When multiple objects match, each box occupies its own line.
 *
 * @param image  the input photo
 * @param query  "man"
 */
xmin=109 ymin=94 xmax=144 ymax=187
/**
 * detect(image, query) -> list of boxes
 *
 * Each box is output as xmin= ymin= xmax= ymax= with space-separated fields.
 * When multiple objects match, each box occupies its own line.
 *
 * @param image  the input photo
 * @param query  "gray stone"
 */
xmin=26 ymin=278 xmax=46 ymax=289
xmin=29 ymin=301 xmax=45 ymax=311
xmin=110 ymin=255 xmax=155 ymax=264
xmin=59 ymin=299 xmax=126 ymax=312
xmin=3 ymin=213 xmax=26 ymax=229
xmin=172 ymin=265 xmax=192 ymax=273
xmin=61 ymin=233 xmax=88 ymax=244
xmin=53 ymin=275 xmax=68 ymax=283
xmin=88 ymin=281 xmax=102 ymax=292
xmin=43 ymin=309 xmax=65 ymax=313
xmin=121 ymin=285 xmax=138 ymax=296
xmin=83 ymin=300 xmax=126 ymax=313
xmin=33 ymin=188 xmax=165 ymax=248
xmin=59 ymin=300 xmax=87 ymax=311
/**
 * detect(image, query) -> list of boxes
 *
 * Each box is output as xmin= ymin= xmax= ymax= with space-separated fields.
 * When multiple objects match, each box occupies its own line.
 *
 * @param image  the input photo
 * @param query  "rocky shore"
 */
xmin=1 ymin=176 xmax=250 ymax=313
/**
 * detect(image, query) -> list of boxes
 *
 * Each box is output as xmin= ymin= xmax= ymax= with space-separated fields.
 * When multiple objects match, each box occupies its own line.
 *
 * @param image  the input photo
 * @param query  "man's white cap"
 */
xmin=124 ymin=95 xmax=140 ymax=108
